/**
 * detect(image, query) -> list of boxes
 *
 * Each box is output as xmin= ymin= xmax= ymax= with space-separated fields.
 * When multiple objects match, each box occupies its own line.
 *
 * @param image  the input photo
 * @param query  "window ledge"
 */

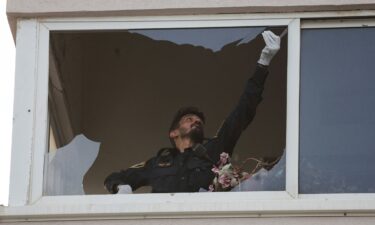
xmin=2 ymin=192 xmax=375 ymax=222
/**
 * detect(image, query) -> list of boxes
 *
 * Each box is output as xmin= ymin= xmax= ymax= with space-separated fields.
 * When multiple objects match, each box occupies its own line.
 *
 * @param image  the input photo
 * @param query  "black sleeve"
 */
xmin=104 ymin=158 xmax=154 ymax=193
xmin=205 ymin=64 xmax=269 ymax=163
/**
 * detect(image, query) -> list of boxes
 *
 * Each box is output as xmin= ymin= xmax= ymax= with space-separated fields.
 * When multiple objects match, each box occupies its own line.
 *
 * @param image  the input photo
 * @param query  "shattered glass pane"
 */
xmin=47 ymin=26 xmax=287 ymax=194
xmin=231 ymin=151 xmax=285 ymax=192
xmin=129 ymin=27 xmax=265 ymax=52
xmin=44 ymin=134 xmax=100 ymax=195
xmin=299 ymin=27 xmax=375 ymax=193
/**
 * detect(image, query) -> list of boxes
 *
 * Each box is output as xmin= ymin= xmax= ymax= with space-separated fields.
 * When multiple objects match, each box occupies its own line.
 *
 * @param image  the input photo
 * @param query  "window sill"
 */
xmin=2 ymin=192 xmax=375 ymax=222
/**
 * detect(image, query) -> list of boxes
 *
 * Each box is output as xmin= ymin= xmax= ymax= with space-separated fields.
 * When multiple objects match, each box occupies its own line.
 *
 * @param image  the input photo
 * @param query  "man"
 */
xmin=104 ymin=30 xmax=281 ymax=194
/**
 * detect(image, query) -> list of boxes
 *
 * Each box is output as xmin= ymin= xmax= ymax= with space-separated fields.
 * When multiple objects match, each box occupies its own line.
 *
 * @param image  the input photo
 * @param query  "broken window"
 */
xmin=46 ymin=26 xmax=287 ymax=195
xmin=299 ymin=27 xmax=375 ymax=193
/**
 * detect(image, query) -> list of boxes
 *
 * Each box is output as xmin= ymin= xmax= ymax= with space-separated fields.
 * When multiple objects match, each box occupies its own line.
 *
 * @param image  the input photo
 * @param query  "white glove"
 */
xmin=117 ymin=185 xmax=133 ymax=194
xmin=257 ymin=31 xmax=281 ymax=66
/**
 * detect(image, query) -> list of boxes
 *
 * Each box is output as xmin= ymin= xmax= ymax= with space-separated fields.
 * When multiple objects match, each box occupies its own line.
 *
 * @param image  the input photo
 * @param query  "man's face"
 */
xmin=174 ymin=114 xmax=205 ymax=143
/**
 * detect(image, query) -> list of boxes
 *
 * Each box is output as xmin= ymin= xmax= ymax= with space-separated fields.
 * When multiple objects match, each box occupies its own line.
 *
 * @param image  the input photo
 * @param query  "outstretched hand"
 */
xmin=258 ymin=31 xmax=281 ymax=66
xmin=104 ymin=172 xmax=123 ymax=194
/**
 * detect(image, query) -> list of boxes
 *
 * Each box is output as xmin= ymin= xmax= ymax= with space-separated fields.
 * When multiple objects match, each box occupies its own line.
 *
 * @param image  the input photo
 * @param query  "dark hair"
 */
xmin=169 ymin=106 xmax=205 ymax=146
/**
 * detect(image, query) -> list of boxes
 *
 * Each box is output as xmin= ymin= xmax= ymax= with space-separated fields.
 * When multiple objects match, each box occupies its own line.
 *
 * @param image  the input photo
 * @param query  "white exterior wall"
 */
xmin=7 ymin=0 xmax=375 ymax=14
xmin=4 ymin=0 xmax=375 ymax=224
xmin=2 ymin=216 xmax=375 ymax=224
xmin=6 ymin=0 xmax=375 ymax=37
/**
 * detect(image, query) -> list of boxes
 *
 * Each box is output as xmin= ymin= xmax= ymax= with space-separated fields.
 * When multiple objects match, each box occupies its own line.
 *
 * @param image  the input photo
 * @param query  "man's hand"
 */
xmin=104 ymin=172 xmax=124 ymax=194
xmin=117 ymin=185 xmax=133 ymax=194
xmin=258 ymin=31 xmax=281 ymax=66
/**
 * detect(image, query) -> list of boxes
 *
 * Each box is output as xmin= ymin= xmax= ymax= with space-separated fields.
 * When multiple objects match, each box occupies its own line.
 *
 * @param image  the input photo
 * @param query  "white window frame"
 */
xmin=4 ymin=13 xmax=375 ymax=221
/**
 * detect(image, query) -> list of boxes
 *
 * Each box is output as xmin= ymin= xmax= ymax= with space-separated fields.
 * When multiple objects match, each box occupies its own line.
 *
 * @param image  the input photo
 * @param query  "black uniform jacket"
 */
xmin=104 ymin=65 xmax=269 ymax=193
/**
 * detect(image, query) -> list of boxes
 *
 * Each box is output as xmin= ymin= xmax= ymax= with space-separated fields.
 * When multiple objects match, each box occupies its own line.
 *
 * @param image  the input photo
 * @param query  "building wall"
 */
xmin=5 ymin=0 xmax=375 ymax=224
xmin=2 ymin=216 xmax=375 ymax=225
xmin=7 ymin=0 xmax=375 ymax=15
xmin=6 ymin=0 xmax=375 ymax=37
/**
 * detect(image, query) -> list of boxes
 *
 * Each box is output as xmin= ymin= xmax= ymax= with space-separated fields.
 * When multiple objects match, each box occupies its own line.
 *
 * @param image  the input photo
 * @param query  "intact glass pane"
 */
xmin=299 ymin=27 xmax=375 ymax=193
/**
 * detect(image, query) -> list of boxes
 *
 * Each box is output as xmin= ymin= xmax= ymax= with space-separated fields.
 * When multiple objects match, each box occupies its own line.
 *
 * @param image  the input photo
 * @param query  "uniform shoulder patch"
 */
xmin=157 ymin=148 xmax=175 ymax=157
xmin=130 ymin=161 xmax=146 ymax=168
xmin=156 ymin=148 xmax=176 ymax=168
xmin=158 ymin=162 xmax=172 ymax=167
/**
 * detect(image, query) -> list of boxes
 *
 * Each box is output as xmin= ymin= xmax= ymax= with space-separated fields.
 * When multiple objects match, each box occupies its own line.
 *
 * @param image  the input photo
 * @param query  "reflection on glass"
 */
xmin=300 ymin=27 xmax=375 ymax=193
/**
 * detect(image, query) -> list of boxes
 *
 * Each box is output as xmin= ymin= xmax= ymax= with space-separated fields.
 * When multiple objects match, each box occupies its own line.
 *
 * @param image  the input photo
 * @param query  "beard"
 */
xmin=179 ymin=126 xmax=205 ymax=144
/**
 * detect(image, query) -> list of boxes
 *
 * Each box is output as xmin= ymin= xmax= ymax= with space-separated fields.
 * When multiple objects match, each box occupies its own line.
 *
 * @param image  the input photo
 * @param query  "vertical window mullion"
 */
xmin=285 ymin=18 xmax=300 ymax=198
xmin=8 ymin=19 xmax=39 ymax=206
xmin=30 ymin=23 xmax=50 ymax=204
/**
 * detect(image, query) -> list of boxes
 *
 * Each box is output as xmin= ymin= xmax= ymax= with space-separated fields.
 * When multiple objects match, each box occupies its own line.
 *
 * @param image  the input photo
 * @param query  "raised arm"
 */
xmin=206 ymin=31 xmax=280 ymax=162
